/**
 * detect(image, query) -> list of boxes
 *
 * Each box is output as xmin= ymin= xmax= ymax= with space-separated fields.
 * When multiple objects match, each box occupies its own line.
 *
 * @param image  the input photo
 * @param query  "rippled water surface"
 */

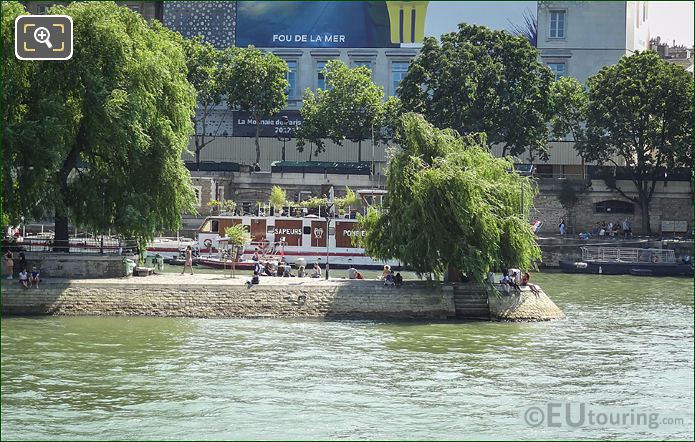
xmin=2 ymin=274 xmax=693 ymax=440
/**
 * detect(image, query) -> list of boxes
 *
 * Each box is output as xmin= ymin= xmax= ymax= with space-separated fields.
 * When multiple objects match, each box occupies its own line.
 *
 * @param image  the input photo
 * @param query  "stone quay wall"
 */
xmin=0 ymin=276 xmax=565 ymax=322
xmin=0 ymin=280 xmax=454 ymax=320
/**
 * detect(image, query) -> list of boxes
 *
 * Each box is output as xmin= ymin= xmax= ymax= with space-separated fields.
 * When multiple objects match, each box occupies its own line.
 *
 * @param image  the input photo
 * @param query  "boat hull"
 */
xmin=559 ymin=260 xmax=693 ymax=277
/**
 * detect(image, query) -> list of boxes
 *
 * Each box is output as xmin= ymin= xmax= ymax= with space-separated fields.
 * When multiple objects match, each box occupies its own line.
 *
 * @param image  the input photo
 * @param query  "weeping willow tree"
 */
xmin=359 ymin=113 xmax=541 ymax=281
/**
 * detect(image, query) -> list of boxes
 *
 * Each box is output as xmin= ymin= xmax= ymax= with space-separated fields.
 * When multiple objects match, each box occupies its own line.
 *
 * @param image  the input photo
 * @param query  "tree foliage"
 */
xmin=574 ymin=51 xmax=692 ymax=233
xmin=296 ymin=60 xmax=385 ymax=162
xmin=549 ymin=77 xmax=588 ymax=141
xmin=224 ymin=224 xmax=252 ymax=247
xmin=268 ymin=185 xmax=287 ymax=210
xmin=398 ymin=24 xmax=554 ymax=160
xmin=557 ymin=179 xmax=579 ymax=210
xmin=181 ymin=36 xmax=229 ymax=168
xmin=507 ymin=8 xmax=537 ymax=47
xmin=2 ymin=1 xmax=35 ymax=225
xmin=1 ymin=2 xmax=197 ymax=247
xmin=359 ymin=113 xmax=540 ymax=280
xmin=223 ymin=46 xmax=288 ymax=164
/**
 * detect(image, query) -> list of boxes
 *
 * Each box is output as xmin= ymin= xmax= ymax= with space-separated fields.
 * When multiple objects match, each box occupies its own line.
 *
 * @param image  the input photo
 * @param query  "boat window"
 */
xmin=211 ymin=220 xmax=219 ymax=233
xmin=594 ymin=200 xmax=634 ymax=214
xmin=201 ymin=220 xmax=212 ymax=232
xmin=303 ymin=226 xmax=311 ymax=235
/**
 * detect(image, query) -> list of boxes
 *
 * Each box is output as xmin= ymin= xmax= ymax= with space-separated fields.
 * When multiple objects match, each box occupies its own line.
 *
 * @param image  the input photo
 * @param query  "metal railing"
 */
xmin=581 ymin=246 xmax=676 ymax=263
xmin=3 ymin=236 xmax=138 ymax=254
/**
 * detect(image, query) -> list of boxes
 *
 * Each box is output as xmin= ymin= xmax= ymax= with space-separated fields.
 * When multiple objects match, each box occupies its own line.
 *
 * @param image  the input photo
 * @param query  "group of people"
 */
xmin=489 ymin=268 xmax=539 ymax=297
xmin=380 ymin=265 xmax=403 ymax=287
xmin=593 ymin=219 xmax=632 ymax=238
xmin=3 ymin=251 xmax=40 ymax=289
xmin=561 ymin=218 xmax=633 ymax=239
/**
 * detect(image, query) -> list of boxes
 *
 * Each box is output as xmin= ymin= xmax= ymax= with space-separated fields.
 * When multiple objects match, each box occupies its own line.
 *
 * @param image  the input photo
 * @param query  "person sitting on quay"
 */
xmin=507 ymin=268 xmax=521 ymax=292
xmin=394 ymin=272 xmax=403 ymax=288
xmin=263 ymin=261 xmax=275 ymax=277
xmin=246 ymin=270 xmax=260 ymax=288
xmin=282 ymin=264 xmax=294 ymax=277
xmin=500 ymin=274 xmax=512 ymax=294
xmin=380 ymin=265 xmax=391 ymax=281
xmin=297 ymin=265 xmax=306 ymax=278
xmin=384 ymin=270 xmax=395 ymax=287
xmin=29 ymin=266 xmax=40 ymax=288
xmin=520 ymin=272 xmax=541 ymax=297
xmin=348 ymin=265 xmax=358 ymax=280
xmin=311 ymin=263 xmax=322 ymax=278
xmin=19 ymin=268 xmax=29 ymax=289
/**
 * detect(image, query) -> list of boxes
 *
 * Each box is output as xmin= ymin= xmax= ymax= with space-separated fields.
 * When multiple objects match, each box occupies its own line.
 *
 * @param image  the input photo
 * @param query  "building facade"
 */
xmin=537 ymin=1 xmax=650 ymax=83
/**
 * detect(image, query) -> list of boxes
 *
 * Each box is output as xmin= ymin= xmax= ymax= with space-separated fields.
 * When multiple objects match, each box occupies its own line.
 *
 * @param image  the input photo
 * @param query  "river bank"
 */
xmin=0 ymin=274 xmax=564 ymax=321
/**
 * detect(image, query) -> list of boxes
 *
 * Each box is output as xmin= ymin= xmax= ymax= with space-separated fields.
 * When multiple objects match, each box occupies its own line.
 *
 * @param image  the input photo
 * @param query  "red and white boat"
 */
xmin=192 ymin=213 xmax=398 ymax=270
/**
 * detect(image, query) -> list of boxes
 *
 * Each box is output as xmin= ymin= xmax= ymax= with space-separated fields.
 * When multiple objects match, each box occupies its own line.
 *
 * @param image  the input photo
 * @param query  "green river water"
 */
xmin=1 ymin=274 xmax=693 ymax=440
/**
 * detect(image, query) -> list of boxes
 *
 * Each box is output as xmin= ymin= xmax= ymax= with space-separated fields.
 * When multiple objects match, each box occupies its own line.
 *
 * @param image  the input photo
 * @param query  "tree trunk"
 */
xmin=640 ymin=198 xmax=651 ymax=235
xmin=358 ymin=140 xmax=362 ymax=163
xmin=53 ymin=137 xmax=82 ymax=253
xmin=195 ymin=141 xmax=201 ymax=170
xmin=446 ymin=262 xmax=461 ymax=283
xmin=54 ymin=212 xmax=69 ymax=253
xmin=254 ymin=116 xmax=261 ymax=165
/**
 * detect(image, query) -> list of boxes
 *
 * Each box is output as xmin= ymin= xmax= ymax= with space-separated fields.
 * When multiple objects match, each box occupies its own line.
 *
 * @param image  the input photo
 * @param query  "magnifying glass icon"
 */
xmin=33 ymin=26 xmax=53 ymax=49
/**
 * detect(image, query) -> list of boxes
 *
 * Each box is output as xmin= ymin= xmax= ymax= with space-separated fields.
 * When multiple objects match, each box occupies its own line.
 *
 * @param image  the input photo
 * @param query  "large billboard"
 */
xmin=236 ymin=1 xmax=429 ymax=48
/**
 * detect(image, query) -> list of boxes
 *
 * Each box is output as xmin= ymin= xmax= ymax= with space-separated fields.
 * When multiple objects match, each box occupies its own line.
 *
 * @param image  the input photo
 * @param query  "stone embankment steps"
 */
xmin=452 ymin=287 xmax=490 ymax=319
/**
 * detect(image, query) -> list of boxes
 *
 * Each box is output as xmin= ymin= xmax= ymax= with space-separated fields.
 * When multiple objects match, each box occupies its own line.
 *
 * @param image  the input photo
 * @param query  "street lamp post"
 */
xmin=100 ymin=178 xmax=108 ymax=254
xmin=277 ymin=115 xmax=291 ymax=162
xmin=325 ymin=187 xmax=335 ymax=280
xmin=325 ymin=207 xmax=333 ymax=280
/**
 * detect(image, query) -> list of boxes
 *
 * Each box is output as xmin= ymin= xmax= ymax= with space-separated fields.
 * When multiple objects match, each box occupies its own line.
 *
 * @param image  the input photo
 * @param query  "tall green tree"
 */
xmin=2 ymin=1 xmax=36 ymax=226
xmin=549 ymin=77 xmax=588 ymax=142
xmin=181 ymin=36 xmax=230 ymax=169
xmin=398 ymin=24 xmax=554 ymax=160
xmin=2 ymin=2 xmax=197 ymax=249
xmin=223 ymin=46 xmax=288 ymax=165
xmin=359 ymin=113 xmax=540 ymax=281
xmin=576 ymin=51 xmax=692 ymax=234
xmin=297 ymin=61 xmax=384 ymax=162
xmin=295 ymin=91 xmax=327 ymax=159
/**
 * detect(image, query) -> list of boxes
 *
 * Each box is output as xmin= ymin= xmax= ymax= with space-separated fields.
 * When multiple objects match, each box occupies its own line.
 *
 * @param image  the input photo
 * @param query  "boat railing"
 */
xmin=581 ymin=246 xmax=676 ymax=263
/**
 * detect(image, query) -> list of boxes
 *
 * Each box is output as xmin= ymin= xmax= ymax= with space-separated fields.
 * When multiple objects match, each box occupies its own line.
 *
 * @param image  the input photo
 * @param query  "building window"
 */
xmin=390 ymin=61 xmax=409 ymax=96
xmin=549 ymin=10 xmax=566 ymax=39
xmin=594 ymin=200 xmax=635 ymax=214
xmin=316 ymin=61 xmax=328 ymax=90
xmin=285 ymin=60 xmax=297 ymax=98
xmin=547 ymin=62 xmax=566 ymax=80
xmin=37 ymin=5 xmax=48 ymax=14
xmin=192 ymin=186 xmax=202 ymax=206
